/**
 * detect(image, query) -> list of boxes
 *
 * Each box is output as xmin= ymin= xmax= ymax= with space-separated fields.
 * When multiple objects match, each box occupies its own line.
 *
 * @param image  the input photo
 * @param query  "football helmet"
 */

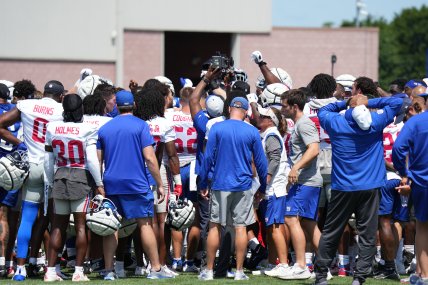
xmin=234 ymin=69 xmax=248 ymax=82
xmin=260 ymin=83 xmax=289 ymax=107
xmin=154 ymin=76 xmax=175 ymax=95
xmin=118 ymin=218 xmax=137 ymax=238
xmin=86 ymin=195 xmax=122 ymax=236
xmin=166 ymin=199 xmax=195 ymax=231
xmin=255 ymin=75 xmax=266 ymax=90
xmin=77 ymin=75 xmax=113 ymax=99
xmin=270 ymin=67 xmax=293 ymax=90
xmin=0 ymin=149 xmax=29 ymax=191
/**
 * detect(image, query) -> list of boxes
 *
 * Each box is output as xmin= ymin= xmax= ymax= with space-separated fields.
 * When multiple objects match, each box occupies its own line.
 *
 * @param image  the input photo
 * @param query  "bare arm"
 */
xmin=143 ymin=145 xmax=164 ymax=203
xmin=189 ymin=67 xmax=221 ymax=119
xmin=259 ymin=64 xmax=281 ymax=85
xmin=0 ymin=108 xmax=22 ymax=146
xmin=288 ymin=142 xmax=319 ymax=184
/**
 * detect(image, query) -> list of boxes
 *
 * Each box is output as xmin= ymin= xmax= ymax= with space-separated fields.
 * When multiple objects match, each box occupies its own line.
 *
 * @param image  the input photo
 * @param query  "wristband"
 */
xmin=203 ymin=77 xmax=211 ymax=85
xmin=258 ymin=61 xmax=267 ymax=67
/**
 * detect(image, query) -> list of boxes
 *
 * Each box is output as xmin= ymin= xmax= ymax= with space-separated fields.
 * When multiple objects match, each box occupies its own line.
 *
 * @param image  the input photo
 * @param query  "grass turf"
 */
xmin=0 ymin=271 xmax=406 ymax=284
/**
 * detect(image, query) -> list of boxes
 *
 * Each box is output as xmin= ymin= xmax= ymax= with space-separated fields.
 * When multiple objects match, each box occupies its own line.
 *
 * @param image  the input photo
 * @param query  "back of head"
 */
xmin=389 ymin=78 xmax=407 ymax=94
xmin=13 ymin=79 xmax=36 ymax=99
xmin=179 ymin=87 xmax=193 ymax=104
xmin=281 ymin=89 xmax=306 ymax=111
xmin=205 ymin=94 xmax=224 ymax=118
xmin=231 ymin=81 xmax=250 ymax=95
xmin=134 ymin=87 xmax=165 ymax=120
xmin=63 ymin=94 xmax=83 ymax=122
xmin=143 ymin=78 xmax=163 ymax=89
xmin=83 ymin=94 xmax=106 ymax=116
xmin=93 ymin=83 xmax=116 ymax=100
xmin=44 ymin=80 xmax=66 ymax=98
xmin=0 ymin=83 xmax=11 ymax=101
xmin=354 ymin=77 xmax=378 ymax=97
xmin=154 ymin=75 xmax=175 ymax=96
xmin=307 ymin=73 xmax=336 ymax=99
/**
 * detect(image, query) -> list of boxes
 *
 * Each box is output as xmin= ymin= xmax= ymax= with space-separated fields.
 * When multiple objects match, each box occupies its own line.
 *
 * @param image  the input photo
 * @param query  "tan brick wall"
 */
xmin=123 ymin=30 xmax=163 ymax=86
xmin=239 ymin=27 xmax=379 ymax=89
xmin=0 ymin=60 xmax=115 ymax=92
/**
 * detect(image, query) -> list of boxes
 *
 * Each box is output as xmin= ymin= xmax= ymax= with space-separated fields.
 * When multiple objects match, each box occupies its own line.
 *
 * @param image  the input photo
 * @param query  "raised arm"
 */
xmin=190 ymin=67 xmax=221 ymax=119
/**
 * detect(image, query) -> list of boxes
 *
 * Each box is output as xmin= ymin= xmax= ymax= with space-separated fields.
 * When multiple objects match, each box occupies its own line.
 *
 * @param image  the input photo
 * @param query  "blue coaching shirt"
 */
xmin=97 ymin=115 xmax=154 ymax=195
xmin=193 ymin=109 xmax=209 ymax=175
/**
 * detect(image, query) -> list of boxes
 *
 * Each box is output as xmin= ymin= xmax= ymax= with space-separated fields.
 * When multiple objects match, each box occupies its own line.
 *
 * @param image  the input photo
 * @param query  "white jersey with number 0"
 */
xmin=164 ymin=109 xmax=197 ymax=165
xmin=17 ymin=98 xmax=63 ymax=163
xmin=45 ymin=121 xmax=98 ymax=169
xmin=146 ymin=116 xmax=176 ymax=154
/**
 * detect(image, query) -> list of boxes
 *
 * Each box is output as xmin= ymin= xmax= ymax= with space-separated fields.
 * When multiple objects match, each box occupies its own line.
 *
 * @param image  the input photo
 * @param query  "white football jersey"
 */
xmin=83 ymin=115 xmax=112 ymax=131
xmin=205 ymin=116 xmax=225 ymax=140
xmin=17 ymin=98 xmax=63 ymax=163
xmin=303 ymin=102 xmax=330 ymax=149
xmin=383 ymin=121 xmax=404 ymax=164
xmin=146 ymin=116 xmax=176 ymax=153
xmin=164 ymin=109 xmax=197 ymax=165
xmin=45 ymin=121 xmax=98 ymax=169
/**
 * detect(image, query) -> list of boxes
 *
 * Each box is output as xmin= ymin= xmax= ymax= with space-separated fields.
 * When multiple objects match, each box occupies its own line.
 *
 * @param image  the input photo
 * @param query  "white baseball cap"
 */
xmin=258 ymin=107 xmax=279 ymax=126
xmin=205 ymin=95 xmax=224 ymax=118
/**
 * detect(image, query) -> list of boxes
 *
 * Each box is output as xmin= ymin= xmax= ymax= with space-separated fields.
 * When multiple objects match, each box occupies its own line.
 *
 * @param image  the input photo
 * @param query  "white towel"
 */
xmin=189 ymin=160 xmax=197 ymax=191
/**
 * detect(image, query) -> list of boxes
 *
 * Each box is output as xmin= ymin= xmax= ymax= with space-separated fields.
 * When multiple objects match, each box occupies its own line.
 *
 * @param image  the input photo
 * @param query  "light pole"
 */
xmin=331 ymin=54 xmax=337 ymax=77
xmin=356 ymin=0 xmax=368 ymax=27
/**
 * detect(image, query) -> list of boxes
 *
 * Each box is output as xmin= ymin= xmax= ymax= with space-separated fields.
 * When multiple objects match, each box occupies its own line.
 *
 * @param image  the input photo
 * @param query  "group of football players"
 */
xmin=0 ymin=49 xmax=426 ymax=283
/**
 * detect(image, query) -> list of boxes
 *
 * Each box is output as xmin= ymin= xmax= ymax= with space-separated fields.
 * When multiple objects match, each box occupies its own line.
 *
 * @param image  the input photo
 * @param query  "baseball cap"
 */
xmin=116 ymin=90 xmax=134 ymax=107
xmin=418 ymin=93 xmax=428 ymax=98
xmin=258 ymin=107 xmax=279 ymax=126
xmin=232 ymin=81 xmax=250 ymax=94
xmin=0 ymin=83 xmax=10 ymax=100
xmin=44 ymin=80 xmax=66 ymax=95
xmin=63 ymin=93 xmax=83 ymax=112
xmin=229 ymin=97 xmax=249 ymax=111
xmin=205 ymin=94 xmax=224 ymax=118
xmin=394 ymin=98 xmax=412 ymax=124
xmin=405 ymin=79 xmax=427 ymax=89
xmin=336 ymin=74 xmax=355 ymax=90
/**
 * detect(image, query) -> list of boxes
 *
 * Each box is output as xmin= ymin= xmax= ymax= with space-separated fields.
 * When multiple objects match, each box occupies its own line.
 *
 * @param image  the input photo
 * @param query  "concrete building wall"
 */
xmin=239 ymin=27 xmax=379 ymax=88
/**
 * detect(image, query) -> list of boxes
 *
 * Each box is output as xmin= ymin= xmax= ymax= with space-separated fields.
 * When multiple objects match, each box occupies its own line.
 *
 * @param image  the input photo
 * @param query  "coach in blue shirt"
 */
xmin=313 ymin=77 xmax=402 ymax=285
xmin=197 ymin=97 xmax=267 ymax=281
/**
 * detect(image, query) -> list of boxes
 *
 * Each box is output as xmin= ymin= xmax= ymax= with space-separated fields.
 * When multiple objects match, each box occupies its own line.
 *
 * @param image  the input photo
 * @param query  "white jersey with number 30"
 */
xmin=45 ymin=121 xmax=98 ymax=169
xmin=165 ymin=109 xmax=197 ymax=165
xmin=17 ymin=98 xmax=63 ymax=163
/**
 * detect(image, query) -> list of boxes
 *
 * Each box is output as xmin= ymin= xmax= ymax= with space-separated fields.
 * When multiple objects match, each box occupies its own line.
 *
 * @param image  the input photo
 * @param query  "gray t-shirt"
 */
xmin=289 ymin=115 xmax=322 ymax=187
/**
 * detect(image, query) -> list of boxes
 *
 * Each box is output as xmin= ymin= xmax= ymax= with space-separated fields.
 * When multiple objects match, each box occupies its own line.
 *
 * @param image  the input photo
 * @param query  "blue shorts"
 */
xmin=259 ymin=195 xmax=286 ymax=226
xmin=180 ymin=163 xmax=197 ymax=202
xmin=379 ymin=179 xmax=401 ymax=216
xmin=108 ymin=192 xmax=154 ymax=220
xmin=0 ymin=188 xmax=19 ymax=208
xmin=285 ymin=184 xmax=320 ymax=220
xmin=410 ymin=184 xmax=428 ymax=222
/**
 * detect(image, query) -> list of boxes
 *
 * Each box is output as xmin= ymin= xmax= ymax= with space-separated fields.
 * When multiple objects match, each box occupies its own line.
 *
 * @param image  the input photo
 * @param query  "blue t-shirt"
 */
xmin=193 ymin=110 xmax=209 ymax=175
xmin=0 ymin=103 xmax=20 ymax=155
xmin=199 ymin=119 xmax=267 ymax=193
xmin=97 ymin=115 xmax=154 ymax=195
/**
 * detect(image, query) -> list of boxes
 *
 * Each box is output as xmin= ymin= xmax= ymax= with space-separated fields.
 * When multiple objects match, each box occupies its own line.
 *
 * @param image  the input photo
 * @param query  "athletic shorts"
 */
xmin=285 ymin=184 xmax=321 ymax=221
xmin=53 ymin=194 xmax=90 ymax=215
xmin=0 ymin=188 xmax=20 ymax=208
xmin=259 ymin=194 xmax=286 ymax=227
xmin=23 ymin=162 xmax=44 ymax=203
xmin=379 ymin=179 xmax=401 ymax=216
xmin=410 ymin=184 xmax=428 ymax=222
xmin=108 ymin=192 xmax=154 ymax=220
xmin=180 ymin=163 xmax=197 ymax=202
xmin=154 ymin=164 xmax=172 ymax=213
xmin=210 ymin=189 xmax=255 ymax=227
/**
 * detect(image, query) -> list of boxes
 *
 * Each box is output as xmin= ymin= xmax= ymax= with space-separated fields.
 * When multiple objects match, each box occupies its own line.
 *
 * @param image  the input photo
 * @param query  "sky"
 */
xmin=272 ymin=0 xmax=427 ymax=27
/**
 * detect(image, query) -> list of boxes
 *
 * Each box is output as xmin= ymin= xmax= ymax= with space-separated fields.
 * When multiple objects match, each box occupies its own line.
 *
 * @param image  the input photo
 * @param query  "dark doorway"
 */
xmin=164 ymin=31 xmax=232 ymax=94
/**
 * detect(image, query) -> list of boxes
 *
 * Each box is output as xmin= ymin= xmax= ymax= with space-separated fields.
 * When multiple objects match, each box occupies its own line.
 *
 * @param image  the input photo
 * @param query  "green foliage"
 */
xmin=341 ymin=5 xmax=428 ymax=89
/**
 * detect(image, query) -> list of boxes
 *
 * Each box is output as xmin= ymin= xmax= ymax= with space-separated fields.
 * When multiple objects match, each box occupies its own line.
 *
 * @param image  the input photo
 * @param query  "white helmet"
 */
xmin=260 ymin=83 xmax=289 ymax=107
xmin=166 ymin=199 xmax=195 ymax=231
xmin=336 ymin=74 xmax=356 ymax=90
xmin=270 ymin=68 xmax=293 ymax=90
xmin=234 ymin=68 xmax=248 ymax=82
xmin=0 ymin=150 xmax=29 ymax=191
xmin=77 ymin=75 xmax=113 ymax=99
xmin=118 ymin=218 xmax=137 ymax=238
xmin=86 ymin=195 xmax=122 ymax=236
xmin=205 ymin=95 xmax=224 ymax=118
xmin=154 ymin=76 xmax=175 ymax=95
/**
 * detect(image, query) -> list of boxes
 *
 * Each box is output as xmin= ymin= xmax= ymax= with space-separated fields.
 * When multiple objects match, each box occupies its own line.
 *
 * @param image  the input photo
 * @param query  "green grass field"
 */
xmin=0 ymin=271 xmax=406 ymax=284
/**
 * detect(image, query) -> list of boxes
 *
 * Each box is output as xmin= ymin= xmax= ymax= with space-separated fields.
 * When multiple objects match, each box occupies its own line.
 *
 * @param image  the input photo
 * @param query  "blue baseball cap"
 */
xmin=116 ymin=90 xmax=134 ymax=106
xmin=419 ymin=93 xmax=428 ymax=97
xmin=405 ymin=80 xmax=427 ymax=89
xmin=229 ymin=97 xmax=249 ymax=111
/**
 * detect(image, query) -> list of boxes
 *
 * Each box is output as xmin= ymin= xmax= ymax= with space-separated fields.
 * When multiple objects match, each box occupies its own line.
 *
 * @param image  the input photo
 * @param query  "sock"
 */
xmin=404 ymin=245 xmax=415 ymax=255
xmin=305 ymin=252 xmax=313 ymax=266
xmin=74 ymin=266 xmax=84 ymax=273
xmin=338 ymin=254 xmax=350 ymax=266
xmin=0 ymin=257 xmax=5 ymax=266
xmin=29 ymin=257 xmax=37 ymax=265
xmin=47 ymin=266 xmax=56 ymax=275
xmin=17 ymin=265 xmax=27 ymax=276
xmin=248 ymin=238 xmax=259 ymax=251
xmin=115 ymin=261 xmax=124 ymax=271
xmin=37 ymin=255 xmax=46 ymax=265
xmin=16 ymin=201 xmax=39 ymax=259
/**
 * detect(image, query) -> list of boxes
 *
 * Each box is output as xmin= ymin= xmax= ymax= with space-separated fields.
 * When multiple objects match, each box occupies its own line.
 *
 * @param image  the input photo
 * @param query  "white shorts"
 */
xmin=23 ymin=162 xmax=45 ymax=203
xmin=53 ymin=195 xmax=91 ymax=215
